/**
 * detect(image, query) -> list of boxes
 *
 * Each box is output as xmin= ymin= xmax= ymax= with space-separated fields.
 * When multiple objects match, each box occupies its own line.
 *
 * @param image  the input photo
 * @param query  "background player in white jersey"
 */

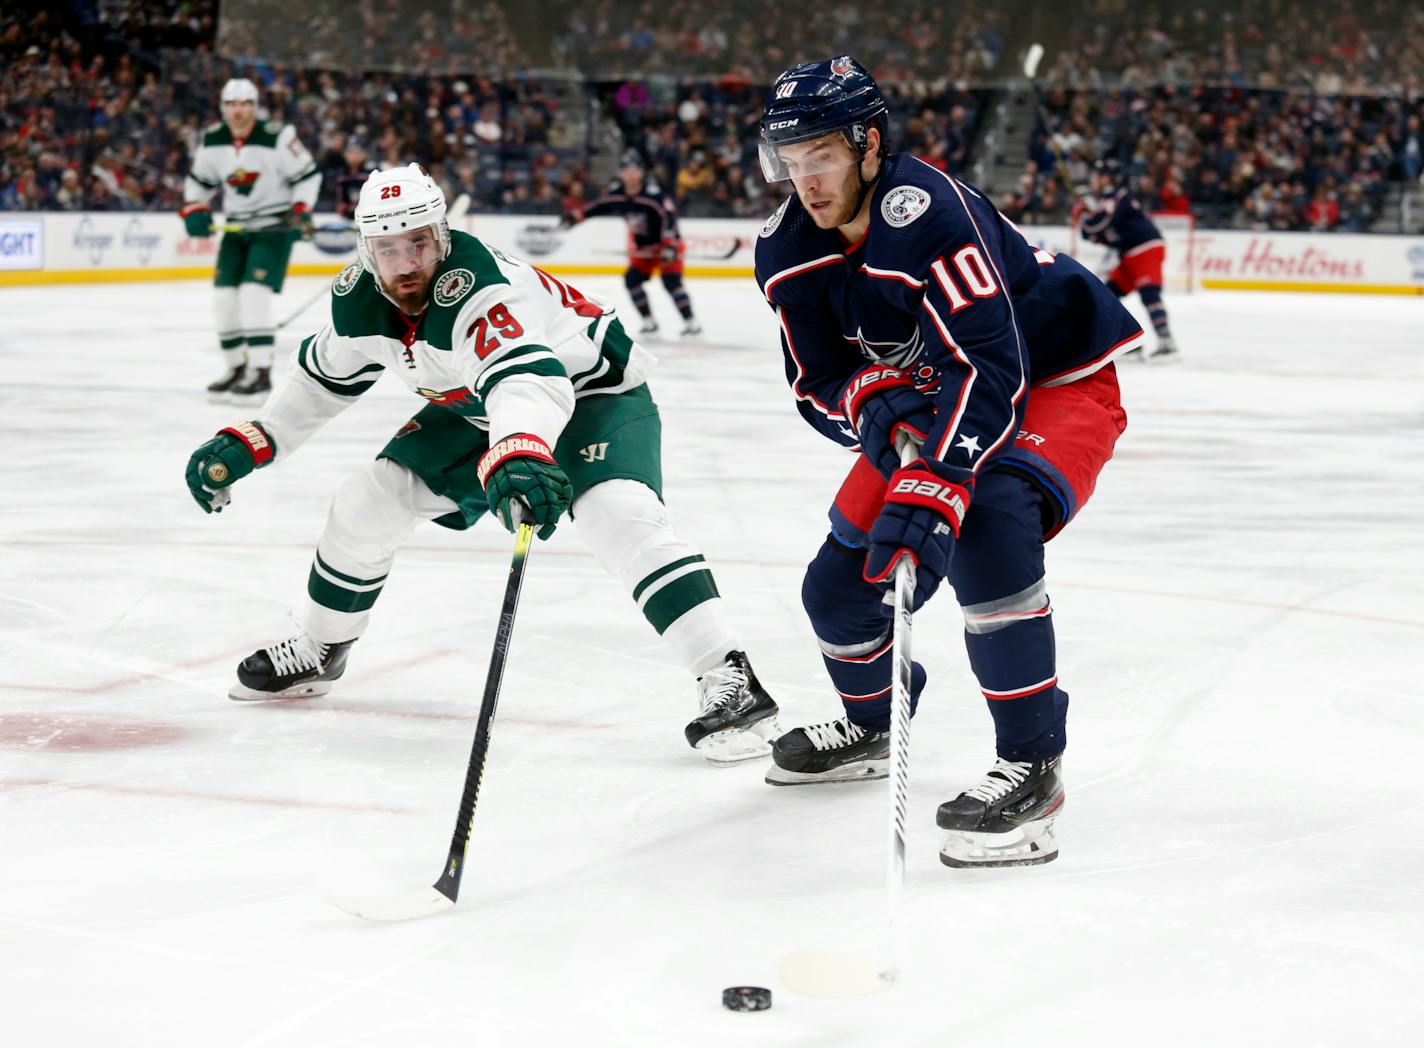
xmin=182 ymin=164 xmax=780 ymax=766
xmin=180 ymin=78 xmax=323 ymax=401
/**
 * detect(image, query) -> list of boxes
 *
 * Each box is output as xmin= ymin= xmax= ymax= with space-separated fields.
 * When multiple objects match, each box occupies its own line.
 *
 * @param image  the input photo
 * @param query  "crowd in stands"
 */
xmin=2 ymin=0 xmax=1422 ymax=233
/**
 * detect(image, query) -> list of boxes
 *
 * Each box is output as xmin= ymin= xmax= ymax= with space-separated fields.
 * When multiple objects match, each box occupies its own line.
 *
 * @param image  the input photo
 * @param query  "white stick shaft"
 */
xmin=879 ymin=436 xmax=920 ymax=983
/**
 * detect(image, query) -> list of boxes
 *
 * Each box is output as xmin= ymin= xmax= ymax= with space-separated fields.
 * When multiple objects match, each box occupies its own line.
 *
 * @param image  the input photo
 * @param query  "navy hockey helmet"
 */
xmin=1091 ymin=158 xmax=1123 ymax=185
xmin=619 ymin=149 xmax=645 ymax=170
xmin=758 ymin=55 xmax=889 ymax=183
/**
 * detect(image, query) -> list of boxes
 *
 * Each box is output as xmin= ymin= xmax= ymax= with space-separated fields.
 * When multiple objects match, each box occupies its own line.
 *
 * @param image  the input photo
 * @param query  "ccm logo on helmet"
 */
xmin=767 ymin=119 xmax=800 ymax=130
xmin=892 ymin=477 xmax=968 ymax=525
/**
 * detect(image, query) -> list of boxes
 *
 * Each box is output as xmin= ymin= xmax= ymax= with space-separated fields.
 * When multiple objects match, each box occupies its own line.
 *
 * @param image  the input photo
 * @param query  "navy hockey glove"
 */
xmin=477 ymin=433 xmax=573 ymax=540
xmin=660 ymin=241 xmax=680 ymax=266
xmin=180 ymin=203 xmax=213 ymax=238
xmin=862 ymin=459 xmax=970 ymax=611
xmin=839 ymin=364 xmax=935 ymax=480
xmin=185 ymin=421 xmax=276 ymax=513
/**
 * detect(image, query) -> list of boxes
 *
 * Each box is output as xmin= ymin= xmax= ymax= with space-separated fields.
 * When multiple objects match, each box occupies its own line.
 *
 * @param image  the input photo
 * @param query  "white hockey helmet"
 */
xmin=220 ymin=78 xmax=259 ymax=104
xmin=354 ymin=163 xmax=451 ymax=277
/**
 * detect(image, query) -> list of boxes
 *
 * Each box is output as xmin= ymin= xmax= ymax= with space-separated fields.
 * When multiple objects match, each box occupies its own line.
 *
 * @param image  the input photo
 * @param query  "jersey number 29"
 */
xmin=470 ymin=303 xmax=524 ymax=359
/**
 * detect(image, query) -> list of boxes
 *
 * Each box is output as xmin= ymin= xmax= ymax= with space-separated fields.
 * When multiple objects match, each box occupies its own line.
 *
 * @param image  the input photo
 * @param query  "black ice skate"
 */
xmin=764 ymin=716 xmax=889 ymax=786
xmin=937 ymin=754 xmax=1064 ymax=868
xmin=685 ymin=651 xmax=782 ymax=766
xmin=207 ymin=365 xmax=248 ymax=402
xmin=231 ymin=366 xmax=272 ymax=399
xmin=229 ymin=634 xmax=355 ymax=701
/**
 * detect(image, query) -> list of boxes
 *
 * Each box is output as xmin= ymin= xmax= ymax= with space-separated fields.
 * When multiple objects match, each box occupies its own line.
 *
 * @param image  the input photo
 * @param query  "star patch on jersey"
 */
xmin=760 ymin=197 xmax=791 ymax=238
xmin=881 ymin=185 xmax=931 ymax=228
xmin=433 ymin=267 xmax=476 ymax=308
xmin=332 ymin=262 xmax=362 ymax=296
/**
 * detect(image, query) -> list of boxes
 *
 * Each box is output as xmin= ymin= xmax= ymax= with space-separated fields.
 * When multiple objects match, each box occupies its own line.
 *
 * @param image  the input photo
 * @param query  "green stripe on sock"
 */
xmin=307 ymin=565 xmax=383 ymax=613
xmin=641 ymin=569 xmax=719 ymax=635
xmin=220 ymin=336 xmax=246 ymax=349
xmin=314 ymin=552 xmax=387 ymax=588
xmin=632 ymin=554 xmax=705 ymax=602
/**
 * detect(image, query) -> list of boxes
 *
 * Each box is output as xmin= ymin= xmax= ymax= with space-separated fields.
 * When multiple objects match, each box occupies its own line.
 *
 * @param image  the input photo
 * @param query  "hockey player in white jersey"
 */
xmin=183 ymin=164 xmax=780 ymax=766
xmin=180 ymin=78 xmax=322 ymax=401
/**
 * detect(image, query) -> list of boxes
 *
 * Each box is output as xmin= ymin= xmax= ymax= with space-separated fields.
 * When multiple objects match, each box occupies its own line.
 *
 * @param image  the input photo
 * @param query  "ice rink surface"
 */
xmin=2 ymin=271 xmax=1422 ymax=1047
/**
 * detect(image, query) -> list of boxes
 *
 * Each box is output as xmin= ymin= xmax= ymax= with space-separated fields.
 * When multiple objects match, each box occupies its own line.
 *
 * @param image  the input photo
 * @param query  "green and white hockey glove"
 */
xmin=476 ymin=433 xmax=572 ymax=540
xmin=287 ymin=202 xmax=315 ymax=243
xmin=185 ymin=421 xmax=276 ymax=514
xmin=179 ymin=203 xmax=212 ymax=238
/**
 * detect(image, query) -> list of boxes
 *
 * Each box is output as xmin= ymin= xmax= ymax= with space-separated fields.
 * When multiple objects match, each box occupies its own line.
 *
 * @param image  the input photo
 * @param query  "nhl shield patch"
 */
xmin=332 ymin=262 xmax=362 ymax=296
xmin=433 ymin=268 xmax=476 ymax=307
xmin=881 ymin=185 xmax=931 ymax=228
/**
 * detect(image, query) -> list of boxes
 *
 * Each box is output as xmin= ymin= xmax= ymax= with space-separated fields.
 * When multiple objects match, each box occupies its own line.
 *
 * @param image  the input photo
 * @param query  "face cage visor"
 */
xmin=758 ymin=129 xmax=863 ymax=184
xmin=358 ymin=220 xmax=451 ymax=283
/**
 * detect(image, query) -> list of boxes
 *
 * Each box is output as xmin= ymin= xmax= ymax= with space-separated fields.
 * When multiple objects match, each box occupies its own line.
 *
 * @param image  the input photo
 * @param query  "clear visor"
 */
xmin=359 ymin=222 xmax=449 ymax=281
xmin=758 ymin=134 xmax=858 ymax=183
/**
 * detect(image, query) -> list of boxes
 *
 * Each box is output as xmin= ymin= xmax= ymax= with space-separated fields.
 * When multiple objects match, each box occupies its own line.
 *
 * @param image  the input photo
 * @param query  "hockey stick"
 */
xmin=330 ymin=506 xmax=536 ymax=922
xmin=779 ymin=437 xmax=919 ymax=996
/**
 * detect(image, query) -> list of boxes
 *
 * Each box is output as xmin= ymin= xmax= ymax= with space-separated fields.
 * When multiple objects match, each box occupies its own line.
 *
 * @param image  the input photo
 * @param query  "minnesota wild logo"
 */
xmin=227 ymin=168 xmax=260 ymax=196
xmin=333 ymin=262 xmax=362 ymax=296
xmin=433 ymin=268 xmax=476 ymax=307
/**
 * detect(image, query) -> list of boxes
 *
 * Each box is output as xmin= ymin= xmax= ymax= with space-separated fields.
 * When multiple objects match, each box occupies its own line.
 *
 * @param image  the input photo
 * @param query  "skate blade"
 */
xmin=939 ymin=818 xmax=1059 ymax=868
xmin=228 ymin=680 xmax=335 ymax=702
xmin=1147 ymin=351 xmax=1182 ymax=365
xmin=695 ymin=718 xmax=781 ymax=766
xmin=765 ymin=757 xmax=889 ymax=786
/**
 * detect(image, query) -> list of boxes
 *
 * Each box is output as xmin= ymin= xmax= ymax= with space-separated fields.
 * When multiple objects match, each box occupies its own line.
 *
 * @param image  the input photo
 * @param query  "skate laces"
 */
xmin=698 ymin=656 xmax=749 ymax=714
xmin=268 ymin=635 xmax=326 ymax=676
xmin=803 ymin=717 xmax=866 ymax=751
xmin=964 ymin=759 xmax=1033 ymax=803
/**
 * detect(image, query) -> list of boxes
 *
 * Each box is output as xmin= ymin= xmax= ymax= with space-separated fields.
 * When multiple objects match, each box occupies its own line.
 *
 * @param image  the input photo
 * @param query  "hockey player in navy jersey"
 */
xmin=1075 ymin=160 xmax=1179 ymax=361
xmin=754 ymin=57 xmax=1144 ymax=867
xmin=561 ymin=151 xmax=701 ymax=338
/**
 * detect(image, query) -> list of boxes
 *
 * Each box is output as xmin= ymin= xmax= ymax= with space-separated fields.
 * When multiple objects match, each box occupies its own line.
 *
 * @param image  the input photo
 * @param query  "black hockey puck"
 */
xmin=722 ymin=986 xmax=772 ymax=1011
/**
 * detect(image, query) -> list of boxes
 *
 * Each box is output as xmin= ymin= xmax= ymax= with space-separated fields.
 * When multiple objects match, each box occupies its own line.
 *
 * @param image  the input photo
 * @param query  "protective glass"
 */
xmin=758 ymin=134 xmax=858 ymax=183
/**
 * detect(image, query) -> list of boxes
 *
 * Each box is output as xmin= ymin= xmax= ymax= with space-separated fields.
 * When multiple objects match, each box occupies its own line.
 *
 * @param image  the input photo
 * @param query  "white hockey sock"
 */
xmin=302 ymin=458 xmax=459 ymax=643
xmin=573 ymin=479 xmax=740 ymax=677
xmin=239 ymin=282 xmax=277 ymax=368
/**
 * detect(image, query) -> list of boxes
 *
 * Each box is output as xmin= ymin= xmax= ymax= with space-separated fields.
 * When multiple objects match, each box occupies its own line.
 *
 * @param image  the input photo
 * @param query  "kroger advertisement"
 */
xmin=1 ymin=211 xmax=1422 ymax=295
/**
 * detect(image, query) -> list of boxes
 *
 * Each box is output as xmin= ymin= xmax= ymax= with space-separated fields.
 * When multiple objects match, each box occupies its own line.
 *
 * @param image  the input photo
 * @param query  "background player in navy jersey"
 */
xmin=1075 ymin=159 xmax=1180 ymax=361
xmin=561 ymin=151 xmax=701 ymax=338
xmin=754 ymin=56 xmax=1144 ymax=867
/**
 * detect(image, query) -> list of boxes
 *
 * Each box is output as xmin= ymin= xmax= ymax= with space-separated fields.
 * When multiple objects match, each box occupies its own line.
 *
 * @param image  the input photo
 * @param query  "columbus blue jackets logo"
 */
xmin=760 ymin=197 xmax=791 ymax=239
xmin=433 ymin=268 xmax=475 ymax=307
xmin=332 ymin=262 xmax=362 ymax=296
xmin=881 ymin=186 xmax=931 ymax=228
xmin=830 ymin=56 xmax=855 ymax=77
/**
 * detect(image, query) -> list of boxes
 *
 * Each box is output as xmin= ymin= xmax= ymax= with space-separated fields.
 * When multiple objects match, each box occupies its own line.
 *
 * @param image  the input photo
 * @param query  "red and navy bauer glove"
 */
xmin=839 ymin=363 xmax=935 ymax=480
xmin=862 ymin=459 xmax=970 ymax=611
xmin=476 ymin=433 xmax=573 ymax=540
xmin=185 ymin=421 xmax=276 ymax=513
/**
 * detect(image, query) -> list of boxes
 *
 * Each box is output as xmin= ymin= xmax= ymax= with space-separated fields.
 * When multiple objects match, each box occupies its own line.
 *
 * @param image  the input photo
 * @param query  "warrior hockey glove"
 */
xmin=179 ymin=203 xmax=212 ymax=238
xmin=839 ymin=364 xmax=935 ymax=480
xmin=185 ymin=420 xmax=276 ymax=513
xmin=862 ymin=459 xmax=970 ymax=611
xmin=477 ymin=433 xmax=572 ymax=540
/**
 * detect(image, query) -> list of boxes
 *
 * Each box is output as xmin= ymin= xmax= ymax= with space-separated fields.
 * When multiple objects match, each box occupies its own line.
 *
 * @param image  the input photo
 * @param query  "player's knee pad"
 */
xmin=660 ymin=272 xmax=684 ymax=294
xmin=571 ymin=478 xmax=679 ymax=579
xmin=213 ymin=286 xmax=242 ymax=336
xmin=949 ymin=471 xmax=1049 ymax=610
xmin=323 ymin=459 xmax=439 ymax=559
xmin=801 ymin=534 xmax=891 ymax=647
xmin=1138 ymin=283 xmax=1163 ymax=308
xmin=237 ymin=281 xmax=275 ymax=332
xmin=624 ymin=267 xmax=648 ymax=291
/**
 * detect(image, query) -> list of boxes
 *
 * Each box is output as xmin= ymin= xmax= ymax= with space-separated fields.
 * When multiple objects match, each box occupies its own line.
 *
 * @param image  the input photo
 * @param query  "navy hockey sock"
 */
xmin=1140 ymin=284 xmax=1171 ymax=336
